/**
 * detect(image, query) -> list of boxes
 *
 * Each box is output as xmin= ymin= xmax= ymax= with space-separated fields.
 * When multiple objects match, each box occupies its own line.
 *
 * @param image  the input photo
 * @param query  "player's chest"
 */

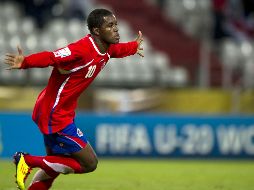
xmin=75 ymin=55 xmax=109 ymax=79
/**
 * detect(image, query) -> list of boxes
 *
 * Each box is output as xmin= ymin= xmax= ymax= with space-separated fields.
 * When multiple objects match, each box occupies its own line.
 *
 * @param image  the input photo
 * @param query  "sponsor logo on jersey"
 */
xmin=53 ymin=47 xmax=71 ymax=58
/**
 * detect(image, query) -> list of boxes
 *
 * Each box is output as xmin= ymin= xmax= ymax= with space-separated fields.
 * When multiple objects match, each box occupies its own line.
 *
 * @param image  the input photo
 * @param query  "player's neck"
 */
xmin=92 ymin=35 xmax=109 ymax=54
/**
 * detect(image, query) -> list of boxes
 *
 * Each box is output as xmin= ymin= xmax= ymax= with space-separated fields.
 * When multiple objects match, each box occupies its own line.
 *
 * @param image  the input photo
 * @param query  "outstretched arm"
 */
xmin=4 ymin=46 xmax=58 ymax=69
xmin=4 ymin=43 xmax=83 ymax=70
xmin=109 ymin=31 xmax=144 ymax=58
xmin=4 ymin=46 xmax=24 ymax=70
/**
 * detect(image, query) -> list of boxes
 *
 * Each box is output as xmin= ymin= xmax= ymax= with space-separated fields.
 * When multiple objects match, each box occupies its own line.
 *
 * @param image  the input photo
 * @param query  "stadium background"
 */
xmin=0 ymin=0 xmax=254 ymax=189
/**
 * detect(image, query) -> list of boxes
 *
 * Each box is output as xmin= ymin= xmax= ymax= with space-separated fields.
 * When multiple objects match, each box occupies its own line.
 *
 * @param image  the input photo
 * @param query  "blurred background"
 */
xmin=0 ymin=0 xmax=254 ymax=159
xmin=0 ymin=0 xmax=254 ymax=113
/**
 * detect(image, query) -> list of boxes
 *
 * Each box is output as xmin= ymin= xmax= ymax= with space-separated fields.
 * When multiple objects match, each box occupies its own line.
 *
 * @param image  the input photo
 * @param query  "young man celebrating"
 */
xmin=4 ymin=8 xmax=143 ymax=190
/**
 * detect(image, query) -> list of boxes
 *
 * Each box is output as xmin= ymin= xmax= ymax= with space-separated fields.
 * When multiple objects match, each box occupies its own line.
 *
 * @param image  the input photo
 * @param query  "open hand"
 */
xmin=135 ymin=31 xmax=144 ymax=57
xmin=4 ymin=46 xmax=25 ymax=70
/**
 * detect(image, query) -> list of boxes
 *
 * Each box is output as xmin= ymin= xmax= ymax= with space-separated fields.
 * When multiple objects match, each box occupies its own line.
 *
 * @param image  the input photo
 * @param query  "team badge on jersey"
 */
xmin=53 ymin=47 xmax=71 ymax=58
xmin=77 ymin=128 xmax=84 ymax=137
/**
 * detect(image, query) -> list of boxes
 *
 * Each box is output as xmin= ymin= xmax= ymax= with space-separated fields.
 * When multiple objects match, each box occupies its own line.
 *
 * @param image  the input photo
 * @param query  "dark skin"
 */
xmin=71 ymin=14 xmax=144 ymax=174
xmin=92 ymin=14 xmax=121 ymax=52
xmin=4 ymin=13 xmax=144 ymax=187
xmin=4 ymin=14 xmax=144 ymax=70
xmin=92 ymin=14 xmax=143 ymax=55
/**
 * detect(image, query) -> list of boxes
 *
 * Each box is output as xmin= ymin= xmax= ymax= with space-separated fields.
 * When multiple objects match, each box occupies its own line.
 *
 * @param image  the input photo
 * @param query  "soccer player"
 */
xmin=4 ymin=8 xmax=144 ymax=190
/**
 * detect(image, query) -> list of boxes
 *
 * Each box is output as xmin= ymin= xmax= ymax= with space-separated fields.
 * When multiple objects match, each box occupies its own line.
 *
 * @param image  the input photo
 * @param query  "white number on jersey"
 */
xmin=85 ymin=65 xmax=96 ymax=78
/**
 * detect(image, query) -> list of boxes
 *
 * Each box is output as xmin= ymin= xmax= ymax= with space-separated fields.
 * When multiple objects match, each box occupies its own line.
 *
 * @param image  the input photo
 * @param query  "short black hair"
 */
xmin=87 ymin=9 xmax=113 ymax=34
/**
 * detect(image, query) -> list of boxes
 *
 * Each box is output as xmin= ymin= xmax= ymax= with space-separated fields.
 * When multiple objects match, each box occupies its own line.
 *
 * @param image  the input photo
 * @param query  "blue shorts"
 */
xmin=44 ymin=123 xmax=88 ymax=155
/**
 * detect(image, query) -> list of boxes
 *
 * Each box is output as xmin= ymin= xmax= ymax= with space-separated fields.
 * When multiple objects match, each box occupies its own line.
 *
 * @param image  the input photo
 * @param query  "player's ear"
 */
xmin=93 ymin=28 xmax=100 ymax=36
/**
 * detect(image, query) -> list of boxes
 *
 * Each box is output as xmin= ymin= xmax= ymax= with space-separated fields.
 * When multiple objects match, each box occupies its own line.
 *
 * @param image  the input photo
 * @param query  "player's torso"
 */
xmin=34 ymin=36 xmax=112 ymax=133
xmin=52 ymin=52 xmax=110 ymax=96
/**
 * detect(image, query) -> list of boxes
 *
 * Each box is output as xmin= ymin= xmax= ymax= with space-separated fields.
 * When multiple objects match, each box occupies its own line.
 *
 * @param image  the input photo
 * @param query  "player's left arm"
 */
xmin=109 ymin=31 xmax=144 ymax=58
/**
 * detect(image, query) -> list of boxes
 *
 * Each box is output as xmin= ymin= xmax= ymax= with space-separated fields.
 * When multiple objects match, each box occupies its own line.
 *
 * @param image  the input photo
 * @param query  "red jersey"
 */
xmin=21 ymin=34 xmax=138 ymax=134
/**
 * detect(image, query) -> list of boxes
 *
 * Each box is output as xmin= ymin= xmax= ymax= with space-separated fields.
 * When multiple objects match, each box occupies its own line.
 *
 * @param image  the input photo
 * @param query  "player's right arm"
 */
xmin=4 ymin=46 xmax=25 ymax=70
xmin=4 ymin=43 xmax=83 ymax=70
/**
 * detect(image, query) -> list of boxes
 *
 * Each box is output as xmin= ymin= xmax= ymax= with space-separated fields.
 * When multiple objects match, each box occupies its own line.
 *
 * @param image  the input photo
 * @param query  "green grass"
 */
xmin=0 ymin=159 xmax=254 ymax=190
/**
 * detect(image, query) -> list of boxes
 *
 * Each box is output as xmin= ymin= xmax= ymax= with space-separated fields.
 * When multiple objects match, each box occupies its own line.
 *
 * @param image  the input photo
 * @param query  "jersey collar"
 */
xmin=88 ymin=34 xmax=106 ymax=56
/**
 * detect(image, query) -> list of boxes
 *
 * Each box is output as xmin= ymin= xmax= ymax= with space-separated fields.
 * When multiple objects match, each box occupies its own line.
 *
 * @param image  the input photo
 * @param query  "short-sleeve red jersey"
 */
xmin=21 ymin=34 xmax=138 ymax=134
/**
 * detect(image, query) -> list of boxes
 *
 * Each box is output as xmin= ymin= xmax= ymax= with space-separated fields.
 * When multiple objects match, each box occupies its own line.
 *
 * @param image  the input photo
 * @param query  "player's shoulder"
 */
xmin=66 ymin=35 xmax=90 ymax=54
xmin=107 ymin=43 xmax=119 ymax=54
xmin=74 ymin=35 xmax=93 ymax=50
xmin=70 ymin=35 xmax=88 ymax=46
xmin=77 ymin=34 xmax=91 ymax=44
